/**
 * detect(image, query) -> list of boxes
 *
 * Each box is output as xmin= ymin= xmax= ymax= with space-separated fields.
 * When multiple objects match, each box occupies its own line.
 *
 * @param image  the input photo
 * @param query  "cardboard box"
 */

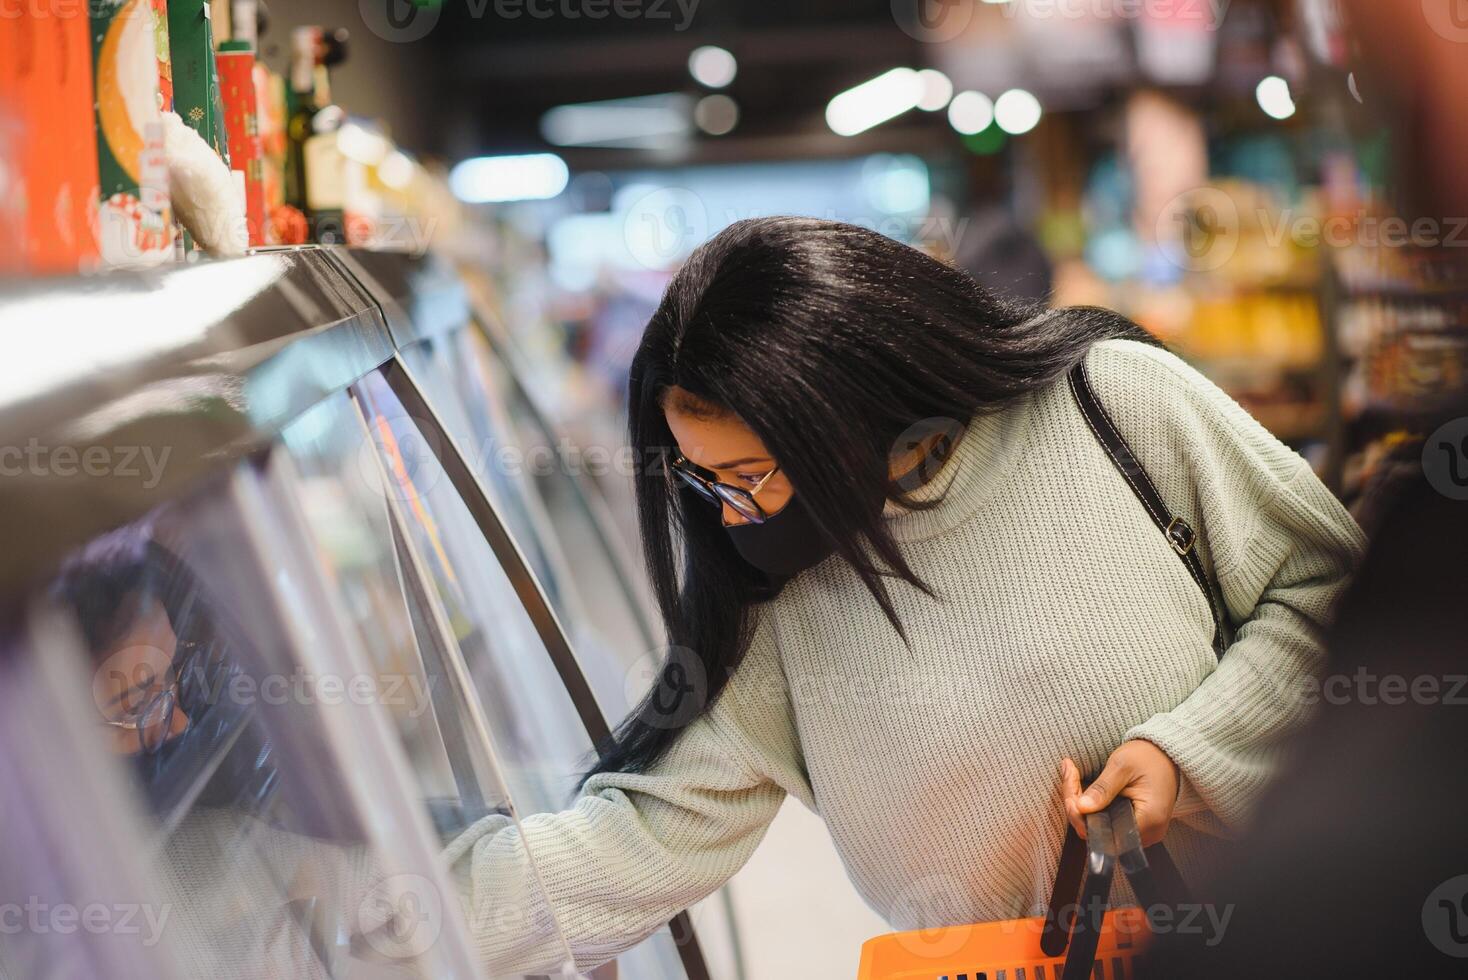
xmin=91 ymin=0 xmax=174 ymax=266
xmin=0 ymin=5 xmax=103 ymax=273
xmin=217 ymin=41 xmax=265 ymax=245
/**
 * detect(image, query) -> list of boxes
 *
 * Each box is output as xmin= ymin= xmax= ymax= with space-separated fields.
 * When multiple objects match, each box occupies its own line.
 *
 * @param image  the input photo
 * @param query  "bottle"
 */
xmin=285 ymin=25 xmax=349 ymax=244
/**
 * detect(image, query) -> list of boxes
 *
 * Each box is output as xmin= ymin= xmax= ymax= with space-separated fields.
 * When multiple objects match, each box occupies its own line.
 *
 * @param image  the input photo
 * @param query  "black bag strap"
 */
xmin=1067 ymin=359 xmax=1230 ymax=660
xmin=1044 ymin=796 xmax=1197 ymax=979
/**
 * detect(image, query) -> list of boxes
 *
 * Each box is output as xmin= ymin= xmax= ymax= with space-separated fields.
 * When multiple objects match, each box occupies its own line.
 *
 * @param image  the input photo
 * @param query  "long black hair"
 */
xmin=581 ymin=216 xmax=1156 ymax=785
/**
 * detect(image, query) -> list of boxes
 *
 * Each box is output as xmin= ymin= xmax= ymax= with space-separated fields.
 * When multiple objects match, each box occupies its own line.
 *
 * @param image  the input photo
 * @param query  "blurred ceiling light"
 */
xmin=378 ymin=150 xmax=415 ymax=190
xmin=689 ymin=45 xmax=737 ymax=88
xmin=541 ymin=93 xmax=692 ymax=148
xmin=694 ymin=94 xmax=739 ymax=135
xmin=947 ymin=90 xmax=994 ymax=135
xmin=337 ymin=122 xmax=391 ymax=166
xmin=916 ymin=69 xmax=953 ymax=111
xmin=994 ymin=89 xmax=1043 ymax=135
xmin=449 ymin=153 xmax=569 ymax=203
xmin=1256 ymin=75 xmax=1296 ymax=120
xmin=826 ymin=67 xmax=924 ymax=137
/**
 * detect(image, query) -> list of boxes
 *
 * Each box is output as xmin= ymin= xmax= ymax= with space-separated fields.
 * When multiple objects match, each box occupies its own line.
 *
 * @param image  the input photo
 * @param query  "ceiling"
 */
xmin=421 ymin=0 xmax=944 ymax=164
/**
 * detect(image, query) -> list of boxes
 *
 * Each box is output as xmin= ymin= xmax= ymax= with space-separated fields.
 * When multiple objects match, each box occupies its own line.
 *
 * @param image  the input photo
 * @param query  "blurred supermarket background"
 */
xmin=6 ymin=0 xmax=1468 ymax=976
xmin=278 ymin=0 xmax=1466 ymax=521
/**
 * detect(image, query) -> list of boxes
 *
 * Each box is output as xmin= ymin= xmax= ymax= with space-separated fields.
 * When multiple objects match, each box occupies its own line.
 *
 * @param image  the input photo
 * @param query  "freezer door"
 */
xmin=353 ymin=367 xmax=595 ymax=814
xmin=10 ymin=462 xmax=489 ymax=980
xmin=0 ymin=611 xmax=190 ymax=980
xmin=352 ymin=365 xmax=701 ymax=979
xmin=456 ymin=326 xmax=659 ymax=714
xmin=427 ymin=331 xmax=718 ymax=980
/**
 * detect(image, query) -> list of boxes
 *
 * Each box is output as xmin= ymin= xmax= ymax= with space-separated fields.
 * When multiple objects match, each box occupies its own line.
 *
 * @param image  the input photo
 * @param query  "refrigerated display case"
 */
xmin=0 ymin=246 xmax=728 ymax=980
xmin=334 ymin=246 xmax=739 ymax=980
xmin=334 ymin=248 xmax=661 ymax=724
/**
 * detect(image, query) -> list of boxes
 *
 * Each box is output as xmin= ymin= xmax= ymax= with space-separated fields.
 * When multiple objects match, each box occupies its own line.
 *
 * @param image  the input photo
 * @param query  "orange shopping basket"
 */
xmin=858 ymin=796 xmax=1191 ymax=980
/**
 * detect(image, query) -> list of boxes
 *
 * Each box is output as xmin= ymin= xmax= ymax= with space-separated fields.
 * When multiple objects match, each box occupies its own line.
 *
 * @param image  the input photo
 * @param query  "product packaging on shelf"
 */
xmin=167 ymin=0 xmax=230 ymax=163
xmin=149 ymin=0 xmax=174 ymax=110
xmin=217 ymin=41 xmax=266 ymax=245
xmin=254 ymin=63 xmax=294 ymax=243
xmin=0 ymin=5 xmax=103 ymax=274
xmin=90 ymin=0 xmax=175 ymax=266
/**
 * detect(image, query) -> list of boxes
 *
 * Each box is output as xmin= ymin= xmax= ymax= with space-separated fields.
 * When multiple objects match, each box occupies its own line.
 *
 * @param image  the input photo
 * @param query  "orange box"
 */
xmin=858 ymin=906 xmax=1151 ymax=980
xmin=0 ymin=6 xmax=102 ymax=274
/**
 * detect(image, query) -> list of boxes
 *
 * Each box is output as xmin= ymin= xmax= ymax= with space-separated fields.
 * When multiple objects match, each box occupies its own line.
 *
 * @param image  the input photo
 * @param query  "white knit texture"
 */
xmin=449 ymin=338 xmax=1366 ymax=974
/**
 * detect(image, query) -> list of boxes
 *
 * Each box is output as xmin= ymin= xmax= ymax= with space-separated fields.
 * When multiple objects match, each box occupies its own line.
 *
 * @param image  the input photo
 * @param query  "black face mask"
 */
xmin=725 ymin=492 xmax=840 ymax=579
xmin=725 ymin=433 xmax=958 ymax=579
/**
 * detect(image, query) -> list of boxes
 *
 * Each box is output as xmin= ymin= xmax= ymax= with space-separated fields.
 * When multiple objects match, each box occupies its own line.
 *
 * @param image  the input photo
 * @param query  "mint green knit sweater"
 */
xmin=443 ymin=338 xmax=1366 ymax=974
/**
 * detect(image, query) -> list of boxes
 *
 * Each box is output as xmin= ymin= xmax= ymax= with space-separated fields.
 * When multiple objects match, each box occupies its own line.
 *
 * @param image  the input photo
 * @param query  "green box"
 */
xmin=168 ymin=0 xmax=231 ymax=166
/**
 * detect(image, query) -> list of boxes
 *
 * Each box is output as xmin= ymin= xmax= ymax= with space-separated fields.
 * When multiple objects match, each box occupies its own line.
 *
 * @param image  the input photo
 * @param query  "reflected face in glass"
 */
xmin=663 ymin=387 xmax=793 ymax=527
xmin=91 ymin=595 xmax=192 ymax=755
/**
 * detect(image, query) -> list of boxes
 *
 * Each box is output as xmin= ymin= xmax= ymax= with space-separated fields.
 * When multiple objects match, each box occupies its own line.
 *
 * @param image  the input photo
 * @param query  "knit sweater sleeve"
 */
xmin=1085 ymin=339 xmax=1366 ymax=833
xmin=441 ymin=606 xmax=807 ymax=975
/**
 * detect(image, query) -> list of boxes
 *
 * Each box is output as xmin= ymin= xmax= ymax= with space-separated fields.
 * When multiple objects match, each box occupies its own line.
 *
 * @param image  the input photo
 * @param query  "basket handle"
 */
xmin=1043 ymin=795 xmax=1195 ymax=975
xmin=1059 ymin=805 xmax=1118 ymax=980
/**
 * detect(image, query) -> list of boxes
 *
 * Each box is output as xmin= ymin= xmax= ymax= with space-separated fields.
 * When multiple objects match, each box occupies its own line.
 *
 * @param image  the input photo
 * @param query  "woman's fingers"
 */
xmin=1115 ymin=740 xmax=1180 ymax=846
xmin=1061 ymin=744 xmax=1180 ymax=847
xmin=1062 ymin=745 xmax=1174 ymax=845
xmin=1060 ymin=758 xmax=1082 ymax=798
xmin=1060 ymin=758 xmax=1087 ymax=839
xmin=1076 ymin=755 xmax=1133 ymax=815
xmin=1131 ymin=794 xmax=1169 ymax=848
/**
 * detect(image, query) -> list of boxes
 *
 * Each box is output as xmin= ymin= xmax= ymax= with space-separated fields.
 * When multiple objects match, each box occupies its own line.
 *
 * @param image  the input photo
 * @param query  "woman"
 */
xmin=447 ymin=217 xmax=1364 ymax=974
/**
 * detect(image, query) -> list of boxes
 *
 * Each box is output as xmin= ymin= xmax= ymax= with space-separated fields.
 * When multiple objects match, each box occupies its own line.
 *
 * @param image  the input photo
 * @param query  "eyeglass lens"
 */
xmin=671 ymin=464 xmax=764 ymax=522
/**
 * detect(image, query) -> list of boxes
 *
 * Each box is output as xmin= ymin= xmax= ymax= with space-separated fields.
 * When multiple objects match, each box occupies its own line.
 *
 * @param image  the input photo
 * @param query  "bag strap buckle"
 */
xmin=1165 ymin=517 xmax=1197 ymax=556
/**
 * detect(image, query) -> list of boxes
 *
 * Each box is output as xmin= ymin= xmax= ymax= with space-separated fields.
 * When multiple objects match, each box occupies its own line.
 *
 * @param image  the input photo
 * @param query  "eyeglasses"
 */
xmin=100 ymin=669 xmax=181 ymax=755
xmin=98 ymin=638 xmax=210 ymax=755
xmin=665 ymin=451 xmax=782 ymax=524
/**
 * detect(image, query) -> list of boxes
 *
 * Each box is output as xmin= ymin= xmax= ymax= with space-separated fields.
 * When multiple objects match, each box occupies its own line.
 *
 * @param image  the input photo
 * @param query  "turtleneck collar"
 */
xmin=881 ymin=392 xmax=1037 ymax=543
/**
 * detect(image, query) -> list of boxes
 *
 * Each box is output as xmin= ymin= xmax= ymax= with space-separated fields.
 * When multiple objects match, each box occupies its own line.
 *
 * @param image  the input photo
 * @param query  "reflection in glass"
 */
xmin=281 ymin=392 xmax=501 ymax=834
xmin=356 ymin=360 xmax=698 ymax=979
xmin=354 ymin=369 xmax=594 ymax=815
xmin=404 ymin=329 xmax=654 ymax=724
xmin=33 ymin=470 xmax=464 ymax=979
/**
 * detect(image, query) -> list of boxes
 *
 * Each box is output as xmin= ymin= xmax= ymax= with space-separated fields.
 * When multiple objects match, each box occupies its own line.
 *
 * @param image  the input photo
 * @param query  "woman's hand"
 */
xmin=1061 ymin=740 xmax=1180 ymax=847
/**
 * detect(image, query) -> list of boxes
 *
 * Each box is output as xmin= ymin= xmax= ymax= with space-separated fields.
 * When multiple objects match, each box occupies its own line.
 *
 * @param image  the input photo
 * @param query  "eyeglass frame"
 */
xmin=97 ymin=638 xmax=211 ymax=755
xmin=664 ymin=451 xmax=783 ymax=524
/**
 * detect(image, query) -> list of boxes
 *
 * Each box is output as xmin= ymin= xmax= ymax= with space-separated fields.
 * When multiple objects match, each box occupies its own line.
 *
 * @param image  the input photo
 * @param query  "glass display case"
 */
xmin=334 ymin=248 xmax=660 ymax=723
xmin=0 ymin=246 xmax=732 ymax=980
